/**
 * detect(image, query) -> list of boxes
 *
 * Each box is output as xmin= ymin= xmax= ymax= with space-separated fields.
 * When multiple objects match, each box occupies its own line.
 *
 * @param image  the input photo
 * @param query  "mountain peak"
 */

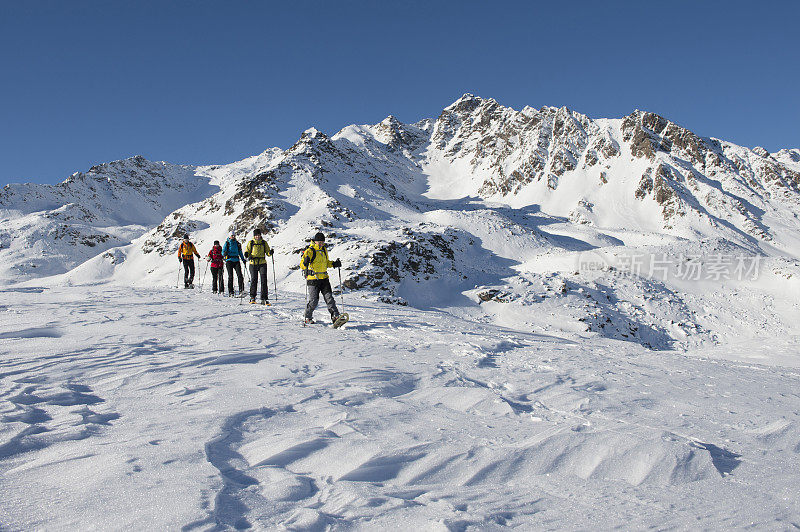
xmin=301 ymin=127 xmax=326 ymax=139
xmin=444 ymin=93 xmax=495 ymax=114
xmin=381 ymin=115 xmax=401 ymax=126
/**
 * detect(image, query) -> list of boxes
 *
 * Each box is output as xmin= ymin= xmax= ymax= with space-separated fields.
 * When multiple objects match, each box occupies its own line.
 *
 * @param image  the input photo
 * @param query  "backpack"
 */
xmin=209 ymin=245 xmax=223 ymax=266
xmin=224 ymin=239 xmax=241 ymax=259
xmin=303 ymin=246 xmax=316 ymax=267
xmin=250 ymin=240 xmax=266 ymax=257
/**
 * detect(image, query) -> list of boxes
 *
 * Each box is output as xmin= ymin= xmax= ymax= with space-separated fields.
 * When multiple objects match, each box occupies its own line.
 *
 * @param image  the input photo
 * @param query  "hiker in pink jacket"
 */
xmin=207 ymin=241 xmax=225 ymax=294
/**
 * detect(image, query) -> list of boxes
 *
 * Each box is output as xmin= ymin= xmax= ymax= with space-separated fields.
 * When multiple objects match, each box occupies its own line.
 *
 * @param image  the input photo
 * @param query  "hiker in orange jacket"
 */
xmin=178 ymin=234 xmax=201 ymax=289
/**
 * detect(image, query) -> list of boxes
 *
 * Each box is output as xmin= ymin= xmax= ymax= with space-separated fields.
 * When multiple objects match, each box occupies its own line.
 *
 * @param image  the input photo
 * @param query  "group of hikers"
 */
xmin=177 ymin=230 xmax=343 ymax=325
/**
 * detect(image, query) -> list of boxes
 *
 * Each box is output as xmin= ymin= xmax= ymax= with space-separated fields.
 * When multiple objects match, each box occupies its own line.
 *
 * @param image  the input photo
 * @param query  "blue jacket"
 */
xmin=222 ymin=238 xmax=245 ymax=262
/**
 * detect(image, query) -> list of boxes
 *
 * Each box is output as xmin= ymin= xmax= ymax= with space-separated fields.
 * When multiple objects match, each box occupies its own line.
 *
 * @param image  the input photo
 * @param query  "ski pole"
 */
xmin=338 ymin=267 xmax=345 ymax=315
xmin=271 ymin=254 xmax=278 ymax=301
xmin=240 ymin=263 xmax=245 ymax=305
xmin=241 ymin=262 xmax=250 ymax=305
xmin=303 ymin=279 xmax=309 ymax=326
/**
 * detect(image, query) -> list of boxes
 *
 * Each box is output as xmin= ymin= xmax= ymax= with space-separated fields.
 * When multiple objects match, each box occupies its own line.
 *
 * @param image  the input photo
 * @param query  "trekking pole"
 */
xmin=241 ymin=263 xmax=250 ymax=305
xmin=271 ymin=254 xmax=278 ymax=301
xmin=338 ymin=267 xmax=345 ymax=314
xmin=200 ymin=261 xmax=208 ymax=292
xmin=303 ymin=279 xmax=309 ymax=326
xmin=177 ymin=263 xmax=181 ymax=289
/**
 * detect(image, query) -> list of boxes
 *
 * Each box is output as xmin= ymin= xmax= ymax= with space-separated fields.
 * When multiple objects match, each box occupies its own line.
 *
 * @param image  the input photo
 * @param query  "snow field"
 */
xmin=1 ymin=285 xmax=799 ymax=529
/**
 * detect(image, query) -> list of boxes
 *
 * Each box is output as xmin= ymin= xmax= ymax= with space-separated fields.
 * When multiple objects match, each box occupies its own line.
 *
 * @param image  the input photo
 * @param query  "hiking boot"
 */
xmin=249 ymin=299 xmax=256 ymax=304
xmin=261 ymin=300 xmax=270 ymax=306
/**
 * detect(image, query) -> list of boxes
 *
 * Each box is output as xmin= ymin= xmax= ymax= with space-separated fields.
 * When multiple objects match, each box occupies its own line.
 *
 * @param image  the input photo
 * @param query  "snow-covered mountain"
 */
xmin=3 ymin=96 xmax=800 ymax=530
xmin=0 ymin=156 xmax=217 ymax=279
xmin=5 ymin=94 xmax=800 ymax=350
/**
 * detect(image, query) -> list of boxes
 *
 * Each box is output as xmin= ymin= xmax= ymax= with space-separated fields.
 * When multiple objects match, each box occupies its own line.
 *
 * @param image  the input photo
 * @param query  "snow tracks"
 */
xmin=2 ymin=285 xmax=799 ymax=529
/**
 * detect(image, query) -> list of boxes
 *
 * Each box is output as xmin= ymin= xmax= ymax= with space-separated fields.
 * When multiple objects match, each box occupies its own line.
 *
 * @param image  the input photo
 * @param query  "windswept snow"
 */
xmin=1 ymin=285 xmax=799 ymax=529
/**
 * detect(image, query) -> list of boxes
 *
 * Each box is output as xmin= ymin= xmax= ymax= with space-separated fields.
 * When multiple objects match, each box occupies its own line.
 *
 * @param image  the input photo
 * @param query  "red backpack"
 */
xmin=208 ymin=245 xmax=223 ymax=267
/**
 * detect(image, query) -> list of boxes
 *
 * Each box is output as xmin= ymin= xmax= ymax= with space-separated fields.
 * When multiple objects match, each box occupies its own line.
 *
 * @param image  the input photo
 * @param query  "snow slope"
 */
xmin=1 ymin=285 xmax=799 ymax=529
xmin=0 ymin=156 xmax=218 ymax=281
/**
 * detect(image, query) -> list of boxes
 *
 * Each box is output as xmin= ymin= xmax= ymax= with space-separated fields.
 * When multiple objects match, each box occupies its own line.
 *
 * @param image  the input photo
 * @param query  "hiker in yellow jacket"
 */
xmin=244 ymin=228 xmax=274 ymax=304
xmin=178 ymin=234 xmax=201 ymax=289
xmin=301 ymin=232 xmax=341 ymax=324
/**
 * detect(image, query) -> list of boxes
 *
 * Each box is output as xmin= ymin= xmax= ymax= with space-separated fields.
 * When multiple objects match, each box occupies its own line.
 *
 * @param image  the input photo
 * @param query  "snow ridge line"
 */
xmin=193 ymin=407 xmax=284 ymax=530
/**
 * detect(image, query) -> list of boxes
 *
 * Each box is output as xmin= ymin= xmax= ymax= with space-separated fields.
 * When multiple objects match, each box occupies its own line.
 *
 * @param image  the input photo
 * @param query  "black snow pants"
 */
xmin=226 ymin=261 xmax=244 ymax=294
xmin=305 ymin=278 xmax=339 ymax=321
xmin=249 ymin=263 xmax=269 ymax=301
xmin=182 ymin=259 xmax=195 ymax=286
xmin=210 ymin=266 xmax=223 ymax=293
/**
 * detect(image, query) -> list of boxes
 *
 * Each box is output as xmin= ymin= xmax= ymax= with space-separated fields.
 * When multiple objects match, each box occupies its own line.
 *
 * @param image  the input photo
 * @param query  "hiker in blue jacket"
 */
xmin=222 ymin=232 xmax=246 ymax=296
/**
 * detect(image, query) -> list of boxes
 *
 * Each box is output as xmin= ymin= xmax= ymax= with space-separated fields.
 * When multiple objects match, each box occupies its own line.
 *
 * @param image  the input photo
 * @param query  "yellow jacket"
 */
xmin=178 ymin=241 xmax=198 ymax=259
xmin=245 ymin=238 xmax=272 ymax=265
xmin=301 ymin=242 xmax=334 ymax=280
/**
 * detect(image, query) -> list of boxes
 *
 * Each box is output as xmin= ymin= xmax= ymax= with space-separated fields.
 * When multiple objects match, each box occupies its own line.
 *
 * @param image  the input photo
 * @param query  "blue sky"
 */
xmin=1 ymin=0 xmax=798 ymax=186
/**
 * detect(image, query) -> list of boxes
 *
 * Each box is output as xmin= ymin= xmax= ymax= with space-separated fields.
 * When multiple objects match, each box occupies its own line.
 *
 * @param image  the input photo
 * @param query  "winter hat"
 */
xmin=229 ymin=232 xmax=235 ymax=238
xmin=183 ymin=234 xmax=190 ymax=239
xmin=253 ymin=228 xmax=262 ymax=236
xmin=213 ymin=240 xmax=220 ymax=245
xmin=313 ymin=232 xmax=325 ymax=242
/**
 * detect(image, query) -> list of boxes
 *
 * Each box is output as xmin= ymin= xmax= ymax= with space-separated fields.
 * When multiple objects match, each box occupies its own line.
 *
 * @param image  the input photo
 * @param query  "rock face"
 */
xmin=421 ymin=96 xmax=799 ymax=245
xmin=4 ymin=95 xmax=800 ymax=350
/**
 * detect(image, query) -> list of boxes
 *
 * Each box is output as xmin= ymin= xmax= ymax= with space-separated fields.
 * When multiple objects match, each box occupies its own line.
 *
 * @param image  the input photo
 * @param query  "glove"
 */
xmin=332 ymin=259 xmax=341 ymax=268
xmin=244 ymin=252 xmax=250 ymax=259
xmin=178 ymin=257 xmax=182 ymax=263
xmin=268 ymin=249 xmax=274 ymax=256
xmin=302 ymin=269 xmax=310 ymax=278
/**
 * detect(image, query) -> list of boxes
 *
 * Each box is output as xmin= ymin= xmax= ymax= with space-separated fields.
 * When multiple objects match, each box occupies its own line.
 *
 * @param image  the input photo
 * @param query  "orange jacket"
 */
xmin=178 ymin=241 xmax=198 ymax=259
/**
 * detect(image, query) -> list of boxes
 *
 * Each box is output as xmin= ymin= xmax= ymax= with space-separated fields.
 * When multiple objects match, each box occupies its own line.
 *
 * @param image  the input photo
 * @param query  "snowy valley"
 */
xmin=1 ymin=95 xmax=799 ymax=529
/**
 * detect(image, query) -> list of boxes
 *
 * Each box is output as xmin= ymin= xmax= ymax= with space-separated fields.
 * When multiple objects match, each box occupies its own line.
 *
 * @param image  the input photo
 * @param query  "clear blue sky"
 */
xmin=1 ymin=0 xmax=798 ymax=186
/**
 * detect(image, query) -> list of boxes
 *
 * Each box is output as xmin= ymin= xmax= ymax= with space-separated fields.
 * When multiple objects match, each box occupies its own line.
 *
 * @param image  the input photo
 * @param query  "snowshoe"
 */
xmin=332 ymin=313 xmax=349 ymax=329
xmin=261 ymin=300 xmax=270 ymax=306
xmin=249 ymin=299 xmax=256 ymax=304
